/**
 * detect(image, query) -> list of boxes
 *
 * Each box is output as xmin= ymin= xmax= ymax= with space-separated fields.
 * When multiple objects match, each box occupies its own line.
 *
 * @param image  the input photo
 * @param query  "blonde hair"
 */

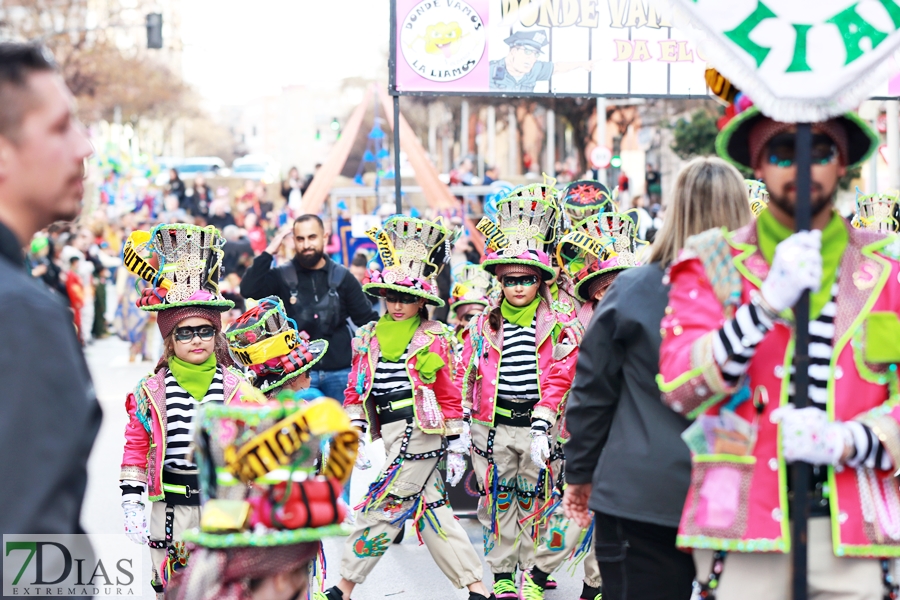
xmin=649 ymin=156 xmax=752 ymax=266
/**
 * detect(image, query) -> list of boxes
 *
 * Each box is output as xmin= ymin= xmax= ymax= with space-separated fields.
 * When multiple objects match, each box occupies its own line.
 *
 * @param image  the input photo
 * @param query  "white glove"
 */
xmin=760 ymin=230 xmax=822 ymax=313
xmin=446 ymin=452 xmax=466 ymax=487
xmin=448 ymin=435 xmax=469 ymax=456
xmin=460 ymin=420 xmax=471 ymax=452
xmin=770 ymin=405 xmax=852 ymax=466
xmin=530 ymin=429 xmax=551 ymax=469
xmin=355 ymin=435 xmax=372 ymax=470
xmin=122 ymin=501 xmax=148 ymax=545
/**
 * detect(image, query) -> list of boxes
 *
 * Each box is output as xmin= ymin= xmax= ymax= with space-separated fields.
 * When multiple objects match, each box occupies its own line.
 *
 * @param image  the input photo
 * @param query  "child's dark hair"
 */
xmin=487 ymin=306 xmax=502 ymax=331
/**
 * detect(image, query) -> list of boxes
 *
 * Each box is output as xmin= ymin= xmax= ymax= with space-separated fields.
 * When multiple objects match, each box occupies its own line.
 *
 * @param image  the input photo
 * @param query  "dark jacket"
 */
xmin=240 ymin=252 xmax=379 ymax=372
xmin=564 ymin=263 xmax=691 ymax=528
xmin=0 ymin=220 xmax=101 ymax=535
xmin=208 ymin=212 xmax=236 ymax=232
xmin=223 ymin=238 xmax=253 ymax=278
xmin=168 ymin=177 xmax=186 ymax=203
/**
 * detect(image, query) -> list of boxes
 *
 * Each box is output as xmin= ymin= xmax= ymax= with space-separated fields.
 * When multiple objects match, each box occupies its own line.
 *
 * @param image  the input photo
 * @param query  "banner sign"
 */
xmin=393 ymin=0 xmax=708 ymax=97
xmin=669 ymin=0 xmax=900 ymax=122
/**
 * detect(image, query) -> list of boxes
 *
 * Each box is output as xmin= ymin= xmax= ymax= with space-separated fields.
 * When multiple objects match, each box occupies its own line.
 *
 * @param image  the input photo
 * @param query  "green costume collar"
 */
xmin=500 ymin=297 xmax=540 ymax=328
xmin=757 ymin=209 xmax=847 ymax=319
xmin=169 ymin=355 xmax=218 ymax=402
xmin=375 ymin=314 xmax=421 ymax=361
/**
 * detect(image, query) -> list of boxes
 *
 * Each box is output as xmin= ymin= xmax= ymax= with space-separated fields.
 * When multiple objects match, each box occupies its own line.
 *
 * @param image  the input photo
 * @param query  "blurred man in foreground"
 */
xmin=0 ymin=42 xmax=100 ymax=536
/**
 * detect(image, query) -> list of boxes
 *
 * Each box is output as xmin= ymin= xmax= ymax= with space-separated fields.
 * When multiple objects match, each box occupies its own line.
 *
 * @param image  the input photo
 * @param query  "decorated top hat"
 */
xmin=477 ymin=184 xmax=559 ymax=280
xmin=363 ymin=216 xmax=454 ymax=307
xmin=745 ymin=179 xmax=769 ymax=217
xmin=123 ymin=223 xmax=234 ymax=312
xmin=565 ymin=213 xmax=640 ymax=301
xmin=560 ymin=180 xmax=613 ymax=228
xmin=182 ymin=397 xmax=357 ymax=548
xmin=717 ymin=106 xmax=878 ymax=171
xmin=449 ymin=263 xmax=497 ymax=313
xmin=852 ymin=189 xmax=900 ymax=233
xmin=225 ymin=297 xmax=329 ymax=394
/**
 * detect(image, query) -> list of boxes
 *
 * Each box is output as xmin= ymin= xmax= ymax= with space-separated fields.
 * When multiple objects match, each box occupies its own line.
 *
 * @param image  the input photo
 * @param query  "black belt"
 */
xmin=162 ymin=470 xmax=201 ymax=506
xmin=494 ymin=397 xmax=537 ymax=427
xmin=375 ymin=396 xmax=415 ymax=425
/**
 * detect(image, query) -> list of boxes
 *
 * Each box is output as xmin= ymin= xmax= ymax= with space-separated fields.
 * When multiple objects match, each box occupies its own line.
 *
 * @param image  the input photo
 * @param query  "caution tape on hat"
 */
xmin=367 ymin=227 xmax=397 ymax=268
xmin=223 ymin=399 xmax=358 ymax=486
xmin=476 ymin=217 xmax=509 ymax=252
xmin=123 ymin=231 xmax=173 ymax=289
xmin=229 ymin=330 xmax=299 ymax=367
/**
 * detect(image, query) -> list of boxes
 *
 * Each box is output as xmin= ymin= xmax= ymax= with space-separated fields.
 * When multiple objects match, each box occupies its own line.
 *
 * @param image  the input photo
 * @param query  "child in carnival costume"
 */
xmin=169 ymin=397 xmax=358 ymax=600
xmin=546 ymin=180 xmax=612 ymax=326
xmin=518 ymin=212 xmax=643 ymax=600
xmin=463 ymin=185 xmax=575 ymax=599
xmin=321 ymin=216 xmax=496 ymax=600
xmin=118 ymin=224 xmax=266 ymax=598
xmin=225 ymin=296 xmax=329 ymax=399
xmin=852 ymin=188 xmax=900 ymax=234
xmin=658 ymin=107 xmax=900 ymax=598
xmin=450 ymin=263 xmax=499 ymax=346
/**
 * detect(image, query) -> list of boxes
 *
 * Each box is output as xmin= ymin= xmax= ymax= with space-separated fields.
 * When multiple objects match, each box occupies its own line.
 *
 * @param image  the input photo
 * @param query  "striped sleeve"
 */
xmin=711 ymin=302 xmax=775 ymax=387
xmin=846 ymin=421 xmax=894 ymax=471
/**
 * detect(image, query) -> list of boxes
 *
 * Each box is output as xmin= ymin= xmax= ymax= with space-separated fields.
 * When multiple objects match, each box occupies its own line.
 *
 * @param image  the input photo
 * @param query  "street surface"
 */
xmin=80 ymin=336 xmax=590 ymax=599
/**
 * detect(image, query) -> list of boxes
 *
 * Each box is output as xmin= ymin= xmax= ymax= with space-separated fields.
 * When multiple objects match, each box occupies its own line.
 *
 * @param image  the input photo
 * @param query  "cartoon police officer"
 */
xmin=489 ymin=30 xmax=597 ymax=92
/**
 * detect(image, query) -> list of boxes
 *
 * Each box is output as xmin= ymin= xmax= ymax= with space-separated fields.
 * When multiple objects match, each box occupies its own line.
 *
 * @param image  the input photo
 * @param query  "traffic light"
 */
xmin=330 ymin=118 xmax=340 ymax=131
xmin=146 ymin=13 xmax=163 ymax=49
xmin=610 ymin=155 xmax=622 ymax=168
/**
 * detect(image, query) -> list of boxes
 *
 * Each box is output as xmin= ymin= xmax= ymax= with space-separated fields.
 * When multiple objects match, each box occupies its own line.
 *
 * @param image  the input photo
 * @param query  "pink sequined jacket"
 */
xmin=120 ymin=366 xmax=264 ymax=501
xmin=343 ymin=319 xmax=464 ymax=440
xmin=658 ymin=220 xmax=900 ymax=558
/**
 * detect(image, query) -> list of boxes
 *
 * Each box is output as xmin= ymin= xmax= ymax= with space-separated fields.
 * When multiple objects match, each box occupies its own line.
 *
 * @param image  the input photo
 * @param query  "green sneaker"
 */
xmin=519 ymin=571 xmax=545 ymax=600
xmin=493 ymin=578 xmax=519 ymax=599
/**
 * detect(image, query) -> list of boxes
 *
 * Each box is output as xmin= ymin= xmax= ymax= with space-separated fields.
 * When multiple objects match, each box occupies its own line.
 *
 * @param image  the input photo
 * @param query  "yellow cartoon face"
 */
xmin=425 ymin=22 xmax=462 ymax=56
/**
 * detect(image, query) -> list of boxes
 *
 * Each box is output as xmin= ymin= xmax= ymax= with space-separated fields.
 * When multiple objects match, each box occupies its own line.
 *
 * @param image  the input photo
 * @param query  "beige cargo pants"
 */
xmin=149 ymin=501 xmax=200 ymax=598
xmin=470 ymin=422 xmax=545 ymax=575
xmin=339 ymin=419 xmax=483 ymax=588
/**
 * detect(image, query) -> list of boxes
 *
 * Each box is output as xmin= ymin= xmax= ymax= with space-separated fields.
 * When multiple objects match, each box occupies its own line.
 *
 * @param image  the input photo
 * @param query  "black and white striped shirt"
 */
xmin=497 ymin=319 xmax=540 ymax=402
xmin=371 ymin=351 xmax=412 ymax=405
xmin=713 ymin=282 xmax=890 ymax=470
xmin=164 ymin=367 xmax=225 ymax=471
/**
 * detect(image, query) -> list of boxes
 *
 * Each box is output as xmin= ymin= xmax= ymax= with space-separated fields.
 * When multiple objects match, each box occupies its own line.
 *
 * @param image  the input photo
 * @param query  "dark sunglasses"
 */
xmin=384 ymin=294 xmax=419 ymax=305
xmin=766 ymin=133 xmax=838 ymax=168
xmin=501 ymin=275 xmax=538 ymax=288
xmin=173 ymin=325 xmax=216 ymax=343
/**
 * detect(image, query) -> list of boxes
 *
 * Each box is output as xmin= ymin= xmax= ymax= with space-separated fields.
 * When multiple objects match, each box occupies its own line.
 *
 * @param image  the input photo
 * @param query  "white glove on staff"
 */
xmin=353 ymin=421 xmax=372 ymax=470
xmin=122 ymin=501 xmax=148 ymax=545
xmin=770 ymin=405 xmax=852 ymax=466
xmin=530 ymin=421 xmax=552 ymax=469
xmin=446 ymin=453 xmax=466 ymax=487
xmin=760 ymin=230 xmax=822 ymax=313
